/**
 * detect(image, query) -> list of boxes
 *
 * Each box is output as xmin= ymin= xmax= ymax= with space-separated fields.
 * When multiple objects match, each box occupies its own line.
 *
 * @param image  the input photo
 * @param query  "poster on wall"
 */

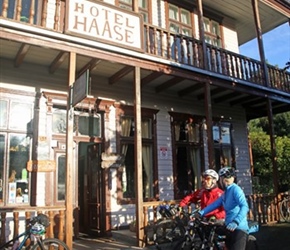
xmin=160 ymin=146 xmax=168 ymax=159
xmin=8 ymin=182 xmax=16 ymax=204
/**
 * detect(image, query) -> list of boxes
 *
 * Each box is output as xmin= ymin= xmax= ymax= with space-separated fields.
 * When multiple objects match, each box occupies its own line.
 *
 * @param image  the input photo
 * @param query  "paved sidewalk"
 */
xmin=254 ymin=222 xmax=290 ymax=250
xmin=73 ymin=223 xmax=290 ymax=250
xmin=73 ymin=230 xmax=148 ymax=250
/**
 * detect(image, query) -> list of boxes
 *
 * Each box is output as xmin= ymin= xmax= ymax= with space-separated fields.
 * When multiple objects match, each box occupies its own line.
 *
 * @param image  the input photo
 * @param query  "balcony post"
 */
xmin=65 ymin=52 xmax=76 ymax=249
xmin=134 ymin=66 xmax=144 ymax=247
xmin=197 ymin=0 xmax=207 ymax=69
xmin=251 ymin=0 xmax=279 ymax=196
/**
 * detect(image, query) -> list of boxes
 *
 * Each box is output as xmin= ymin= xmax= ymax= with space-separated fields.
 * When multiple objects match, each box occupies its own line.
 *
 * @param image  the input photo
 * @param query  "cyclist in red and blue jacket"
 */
xmin=195 ymin=167 xmax=249 ymax=250
xmin=179 ymin=169 xmax=225 ymax=220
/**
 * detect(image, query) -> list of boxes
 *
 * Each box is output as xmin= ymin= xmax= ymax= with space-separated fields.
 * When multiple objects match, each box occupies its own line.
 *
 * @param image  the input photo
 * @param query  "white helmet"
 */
xmin=203 ymin=169 xmax=219 ymax=181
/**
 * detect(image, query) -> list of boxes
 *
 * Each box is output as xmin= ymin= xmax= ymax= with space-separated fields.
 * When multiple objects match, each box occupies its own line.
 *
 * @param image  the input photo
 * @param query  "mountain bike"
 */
xmin=145 ymin=204 xmax=189 ymax=250
xmin=174 ymin=216 xmax=259 ymax=250
xmin=0 ymin=213 xmax=69 ymax=250
xmin=279 ymin=195 xmax=290 ymax=222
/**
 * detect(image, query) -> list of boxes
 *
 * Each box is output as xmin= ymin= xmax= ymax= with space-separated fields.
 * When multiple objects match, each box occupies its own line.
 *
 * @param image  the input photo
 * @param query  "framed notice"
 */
xmin=160 ymin=147 xmax=168 ymax=159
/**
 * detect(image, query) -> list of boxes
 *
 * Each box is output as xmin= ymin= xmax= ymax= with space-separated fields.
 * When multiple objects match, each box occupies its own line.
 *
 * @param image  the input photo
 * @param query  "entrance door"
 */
xmin=78 ymin=142 xmax=104 ymax=236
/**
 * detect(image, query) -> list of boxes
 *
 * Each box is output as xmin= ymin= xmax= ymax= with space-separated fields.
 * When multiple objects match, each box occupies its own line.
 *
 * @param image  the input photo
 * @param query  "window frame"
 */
xmin=167 ymin=3 xmax=193 ymax=37
xmin=212 ymin=121 xmax=235 ymax=171
xmin=116 ymin=0 xmax=151 ymax=24
xmin=169 ymin=112 xmax=205 ymax=200
xmin=203 ymin=16 xmax=223 ymax=48
xmin=0 ymin=91 xmax=34 ymax=207
xmin=116 ymin=105 xmax=158 ymax=204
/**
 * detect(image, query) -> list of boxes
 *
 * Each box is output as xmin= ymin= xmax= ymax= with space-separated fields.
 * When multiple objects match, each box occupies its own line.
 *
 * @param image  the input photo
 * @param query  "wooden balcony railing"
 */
xmin=142 ymin=192 xmax=289 ymax=230
xmin=0 ymin=207 xmax=66 ymax=245
xmin=1 ymin=0 xmax=290 ymax=94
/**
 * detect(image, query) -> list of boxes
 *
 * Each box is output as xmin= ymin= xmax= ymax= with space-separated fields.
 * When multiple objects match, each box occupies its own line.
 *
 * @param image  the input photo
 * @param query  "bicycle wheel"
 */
xmin=280 ymin=198 xmax=290 ymax=222
xmin=173 ymin=237 xmax=202 ymax=250
xmin=32 ymin=238 xmax=70 ymax=250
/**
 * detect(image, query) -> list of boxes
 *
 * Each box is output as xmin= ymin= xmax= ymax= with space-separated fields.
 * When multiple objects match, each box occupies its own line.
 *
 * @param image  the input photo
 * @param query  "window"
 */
xmin=168 ymin=4 xmax=192 ymax=36
xmin=8 ymin=134 xmax=31 ymax=204
xmin=213 ymin=122 xmax=234 ymax=171
xmin=0 ymin=98 xmax=33 ymax=206
xmin=171 ymin=114 xmax=203 ymax=199
xmin=118 ymin=107 xmax=157 ymax=202
xmin=117 ymin=0 xmax=149 ymax=23
xmin=56 ymin=154 xmax=66 ymax=201
xmin=52 ymin=108 xmax=101 ymax=137
xmin=203 ymin=17 xmax=222 ymax=47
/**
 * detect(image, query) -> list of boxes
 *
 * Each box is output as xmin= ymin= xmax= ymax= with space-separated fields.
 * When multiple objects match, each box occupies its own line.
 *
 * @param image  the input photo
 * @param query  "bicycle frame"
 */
xmin=0 ymin=229 xmax=31 ymax=249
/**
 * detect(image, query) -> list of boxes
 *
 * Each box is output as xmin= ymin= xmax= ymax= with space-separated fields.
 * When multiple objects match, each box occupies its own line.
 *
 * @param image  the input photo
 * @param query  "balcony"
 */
xmin=0 ymin=0 xmax=289 ymax=119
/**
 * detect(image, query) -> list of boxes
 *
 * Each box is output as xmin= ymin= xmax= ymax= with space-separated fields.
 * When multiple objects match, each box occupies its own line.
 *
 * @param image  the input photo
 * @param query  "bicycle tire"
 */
xmin=32 ymin=238 xmax=70 ymax=250
xmin=280 ymin=198 xmax=290 ymax=223
xmin=173 ymin=236 xmax=203 ymax=250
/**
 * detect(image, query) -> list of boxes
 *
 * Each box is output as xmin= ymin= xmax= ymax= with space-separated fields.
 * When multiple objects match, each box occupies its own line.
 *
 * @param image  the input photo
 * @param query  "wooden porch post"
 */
xmin=204 ymin=82 xmax=214 ymax=169
xmin=134 ymin=66 xmax=144 ymax=247
xmin=252 ymin=0 xmax=279 ymax=195
xmin=65 ymin=52 xmax=76 ymax=248
xmin=197 ymin=0 xmax=207 ymax=69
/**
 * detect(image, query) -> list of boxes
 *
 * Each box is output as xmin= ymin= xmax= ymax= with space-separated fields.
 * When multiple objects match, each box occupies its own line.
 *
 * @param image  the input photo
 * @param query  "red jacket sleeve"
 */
xmin=179 ymin=189 xmax=203 ymax=207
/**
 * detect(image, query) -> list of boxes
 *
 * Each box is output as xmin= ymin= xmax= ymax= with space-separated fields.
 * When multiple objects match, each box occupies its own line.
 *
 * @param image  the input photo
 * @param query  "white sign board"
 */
xmin=66 ymin=0 xmax=143 ymax=51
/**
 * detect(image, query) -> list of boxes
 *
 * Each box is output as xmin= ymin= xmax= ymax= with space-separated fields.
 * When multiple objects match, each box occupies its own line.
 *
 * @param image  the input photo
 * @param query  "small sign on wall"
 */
xmin=27 ymin=160 xmax=56 ymax=172
xmin=160 ymin=147 xmax=168 ymax=159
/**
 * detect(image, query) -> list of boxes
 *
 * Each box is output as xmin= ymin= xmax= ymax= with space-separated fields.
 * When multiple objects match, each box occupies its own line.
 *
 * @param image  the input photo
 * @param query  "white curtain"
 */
xmin=175 ymin=123 xmax=180 ymax=141
xmin=187 ymin=123 xmax=199 ymax=142
xmin=121 ymin=118 xmax=132 ymax=193
xmin=189 ymin=149 xmax=201 ymax=190
xmin=142 ymin=120 xmax=152 ymax=197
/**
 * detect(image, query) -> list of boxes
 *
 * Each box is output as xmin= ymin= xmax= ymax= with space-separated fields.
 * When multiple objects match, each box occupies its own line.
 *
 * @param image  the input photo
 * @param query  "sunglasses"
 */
xmin=203 ymin=176 xmax=213 ymax=181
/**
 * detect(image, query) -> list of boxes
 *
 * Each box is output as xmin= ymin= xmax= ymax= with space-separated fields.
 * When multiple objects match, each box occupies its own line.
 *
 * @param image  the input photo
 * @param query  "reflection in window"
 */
xmin=52 ymin=109 xmax=67 ymax=134
xmin=168 ymin=4 xmax=192 ymax=36
xmin=57 ymin=154 xmax=66 ymax=201
xmin=118 ymin=0 xmax=149 ymax=23
xmin=213 ymin=123 xmax=233 ymax=170
xmin=204 ymin=17 xmax=221 ymax=47
xmin=0 ymin=134 xmax=4 ymax=203
xmin=52 ymin=109 xmax=101 ymax=137
xmin=78 ymin=114 xmax=101 ymax=137
xmin=0 ymin=100 xmax=8 ymax=128
xmin=174 ymin=120 xmax=200 ymax=143
xmin=8 ymin=134 xmax=30 ymax=204
xmin=10 ymin=102 xmax=33 ymax=131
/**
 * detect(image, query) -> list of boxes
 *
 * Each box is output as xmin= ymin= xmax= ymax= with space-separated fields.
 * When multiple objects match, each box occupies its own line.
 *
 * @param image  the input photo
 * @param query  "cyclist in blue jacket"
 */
xmin=195 ymin=167 xmax=249 ymax=250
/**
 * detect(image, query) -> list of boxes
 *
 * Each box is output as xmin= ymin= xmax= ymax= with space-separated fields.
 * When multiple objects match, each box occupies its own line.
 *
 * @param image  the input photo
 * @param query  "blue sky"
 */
xmin=239 ymin=22 xmax=290 ymax=69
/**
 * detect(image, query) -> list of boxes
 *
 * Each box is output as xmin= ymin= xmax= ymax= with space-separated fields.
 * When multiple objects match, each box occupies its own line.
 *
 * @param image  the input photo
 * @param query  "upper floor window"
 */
xmin=168 ymin=4 xmax=192 ymax=36
xmin=203 ymin=17 xmax=222 ymax=47
xmin=117 ymin=0 xmax=149 ymax=23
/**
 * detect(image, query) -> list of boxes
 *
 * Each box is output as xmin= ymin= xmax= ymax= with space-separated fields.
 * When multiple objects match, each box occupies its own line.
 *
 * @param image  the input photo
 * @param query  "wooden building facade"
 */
xmin=0 ymin=0 xmax=290 ymax=248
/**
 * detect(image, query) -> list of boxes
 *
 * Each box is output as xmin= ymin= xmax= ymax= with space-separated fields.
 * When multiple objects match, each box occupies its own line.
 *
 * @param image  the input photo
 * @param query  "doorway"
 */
xmin=78 ymin=142 xmax=104 ymax=236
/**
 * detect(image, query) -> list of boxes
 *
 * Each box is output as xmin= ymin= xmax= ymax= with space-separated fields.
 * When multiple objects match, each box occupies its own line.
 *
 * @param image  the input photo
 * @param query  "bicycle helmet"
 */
xmin=218 ymin=167 xmax=236 ymax=178
xmin=203 ymin=169 xmax=219 ymax=181
xmin=31 ymin=222 xmax=46 ymax=235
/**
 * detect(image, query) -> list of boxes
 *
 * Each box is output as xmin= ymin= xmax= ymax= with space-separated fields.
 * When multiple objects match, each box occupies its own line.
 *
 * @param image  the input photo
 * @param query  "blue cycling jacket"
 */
xmin=201 ymin=183 xmax=249 ymax=232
